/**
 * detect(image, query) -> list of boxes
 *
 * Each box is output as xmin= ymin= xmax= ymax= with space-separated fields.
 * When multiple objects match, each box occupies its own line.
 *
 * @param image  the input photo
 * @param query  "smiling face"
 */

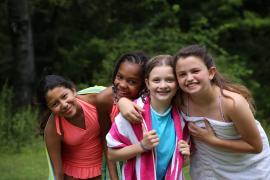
xmin=113 ymin=61 xmax=144 ymax=100
xmin=175 ymin=56 xmax=216 ymax=95
xmin=146 ymin=65 xmax=177 ymax=105
xmin=46 ymin=86 xmax=79 ymax=119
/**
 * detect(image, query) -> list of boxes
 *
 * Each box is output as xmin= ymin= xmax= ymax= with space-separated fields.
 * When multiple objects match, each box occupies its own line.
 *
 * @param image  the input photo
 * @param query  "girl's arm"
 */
xmin=44 ymin=116 xmax=63 ymax=180
xmin=108 ymin=143 xmax=144 ymax=161
xmin=117 ymin=97 xmax=144 ymax=123
xmin=96 ymin=87 xmax=118 ymax=180
xmin=108 ymin=128 xmax=159 ymax=161
xmin=189 ymin=94 xmax=262 ymax=154
xmin=77 ymin=93 xmax=98 ymax=106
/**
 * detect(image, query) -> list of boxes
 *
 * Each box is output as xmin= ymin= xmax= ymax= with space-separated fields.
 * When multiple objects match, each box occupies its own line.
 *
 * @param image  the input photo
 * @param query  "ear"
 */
xmin=72 ymin=88 xmax=77 ymax=95
xmin=208 ymin=66 xmax=216 ymax=80
xmin=145 ymin=79 xmax=150 ymax=89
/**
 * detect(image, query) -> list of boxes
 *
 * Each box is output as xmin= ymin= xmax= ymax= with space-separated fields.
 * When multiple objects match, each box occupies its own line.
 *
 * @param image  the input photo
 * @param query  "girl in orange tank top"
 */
xmin=37 ymin=75 xmax=102 ymax=180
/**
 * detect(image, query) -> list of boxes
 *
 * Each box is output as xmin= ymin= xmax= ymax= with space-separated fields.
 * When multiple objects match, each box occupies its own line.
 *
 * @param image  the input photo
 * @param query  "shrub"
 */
xmin=0 ymin=84 xmax=38 ymax=152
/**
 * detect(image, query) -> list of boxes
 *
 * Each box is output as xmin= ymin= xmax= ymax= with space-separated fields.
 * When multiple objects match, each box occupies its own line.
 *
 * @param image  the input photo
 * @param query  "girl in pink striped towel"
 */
xmin=106 ymin=55 xmax=190 ymax=180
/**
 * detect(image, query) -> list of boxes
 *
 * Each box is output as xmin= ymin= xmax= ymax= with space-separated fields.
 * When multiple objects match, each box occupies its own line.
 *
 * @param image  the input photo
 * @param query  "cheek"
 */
xmin=130 ymin=87 xmax=140 ymax=95
xmin=113 ymin=79 xmax=118 ymax=85
xmin=172 ymin=82 xmax=178 ymax=89
xmin=176 ymin=77 xmax=184 ymax=85
xmin=68 ymin=96 xmax=77 ymax=105
xmin=50 ymin=107 xmax=60 ymax=114
xmin=129 ymin=85 xmax=141 ymax=96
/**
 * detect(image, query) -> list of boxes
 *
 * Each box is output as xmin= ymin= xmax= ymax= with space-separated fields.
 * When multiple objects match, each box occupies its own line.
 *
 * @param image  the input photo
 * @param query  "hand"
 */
xmin=178 ymin=140 xmax=190 ymax=156
xmin=118 ymin=97 xmax=144 ymax=123
xmin=188 ymin=120 xmax=217 ymax=144
xmin=140 ymin=124 xmax=159 ymax=151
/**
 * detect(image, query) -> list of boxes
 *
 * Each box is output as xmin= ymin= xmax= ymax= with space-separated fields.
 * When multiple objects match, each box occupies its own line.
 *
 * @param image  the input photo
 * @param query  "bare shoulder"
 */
xmin=44 ymin=115 xmax=58 ymax=138
xmin=96 ymin=86 xmax=114 ymax=106
xmin=222 ymin=90 xmax=248 ymax=107
xmin=77 ymin=93 xmax=98 ymax=106
xmin=222 ymin=90 xmax=252 ymax=121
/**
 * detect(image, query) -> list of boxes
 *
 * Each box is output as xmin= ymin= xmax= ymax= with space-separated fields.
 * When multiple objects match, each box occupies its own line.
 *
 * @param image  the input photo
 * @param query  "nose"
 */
xmin=186 ymin=73 xmax=194 ymax=82
xmin=118 ymin=80 xmax=128 ymax=89
xmin=160 ymin=80 xmax=168 ymax=88
xmin=60 ymin=100 xmax=68 ymax=110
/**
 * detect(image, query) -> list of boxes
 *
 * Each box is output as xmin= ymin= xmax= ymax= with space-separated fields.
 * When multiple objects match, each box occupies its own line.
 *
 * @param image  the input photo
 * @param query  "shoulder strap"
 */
xmin=53 ymin=114 xmax=64 ymax=136
xmin=218 ymin=95 xmax=226 ymax=121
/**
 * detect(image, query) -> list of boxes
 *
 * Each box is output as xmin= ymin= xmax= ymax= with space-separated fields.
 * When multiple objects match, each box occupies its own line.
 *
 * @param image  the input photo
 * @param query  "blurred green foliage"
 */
xmin=0 ymin=85 xmax=38 ymax=152
xmin=0 ymin=0 xmax=269 ymax=120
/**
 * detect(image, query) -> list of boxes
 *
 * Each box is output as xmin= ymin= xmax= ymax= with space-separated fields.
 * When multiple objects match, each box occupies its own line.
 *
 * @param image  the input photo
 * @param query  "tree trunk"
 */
xmin=8 ymin=0 xmax=35 ymax=107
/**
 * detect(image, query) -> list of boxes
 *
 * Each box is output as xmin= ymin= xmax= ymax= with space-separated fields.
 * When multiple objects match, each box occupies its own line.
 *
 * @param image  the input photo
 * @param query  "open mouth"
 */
xmin=187 ymin=82 xmax=198 ymax=88
xmin=157 ymin=91 xmax=170 ymax=95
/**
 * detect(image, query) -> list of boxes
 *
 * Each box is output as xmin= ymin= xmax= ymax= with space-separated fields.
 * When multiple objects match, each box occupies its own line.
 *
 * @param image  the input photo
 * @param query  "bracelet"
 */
xmin=140 ymin=141 xmax=149 ymax=152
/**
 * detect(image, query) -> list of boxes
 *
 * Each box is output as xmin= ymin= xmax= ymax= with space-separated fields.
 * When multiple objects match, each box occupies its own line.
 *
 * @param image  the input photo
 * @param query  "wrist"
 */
xmin=140 ymin=141 xmax=150 ymax=152
xmin=208 ymin=136 xmax=219 ymax=146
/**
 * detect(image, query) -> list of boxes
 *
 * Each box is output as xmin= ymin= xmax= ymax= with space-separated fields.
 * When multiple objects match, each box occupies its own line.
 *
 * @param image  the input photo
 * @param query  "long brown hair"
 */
xmin=174 ymin=44 xmax=255 ymax=113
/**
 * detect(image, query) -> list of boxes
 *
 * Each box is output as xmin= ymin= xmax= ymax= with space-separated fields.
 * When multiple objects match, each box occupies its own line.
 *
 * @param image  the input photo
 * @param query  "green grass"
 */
xmin=0 ymin=120 xmax=268 ymax=180
xmin=0 ymin=137 xmax=190 ymax=180
xmin=0 ymin=138 xmax=48 ymax=180
xmin=183 ymin=166 xmax=191 ymax=180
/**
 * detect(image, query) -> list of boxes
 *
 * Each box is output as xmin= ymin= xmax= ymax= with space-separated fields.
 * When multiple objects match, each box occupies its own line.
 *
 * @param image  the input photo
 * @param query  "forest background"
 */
xmin=0 ymin=0 xmax=270 ymax=179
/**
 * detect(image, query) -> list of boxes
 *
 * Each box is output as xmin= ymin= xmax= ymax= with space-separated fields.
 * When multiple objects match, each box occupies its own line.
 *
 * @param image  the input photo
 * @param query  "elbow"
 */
xmin=253 ymin=145 xmax=263 ymax=154
xmin=107 ymin=149 xmax=117 ymax=162
xmin=250 ymin=142 xmax=263 ymax=154
xmin=107 ymin=152 xmax=113 ymax=161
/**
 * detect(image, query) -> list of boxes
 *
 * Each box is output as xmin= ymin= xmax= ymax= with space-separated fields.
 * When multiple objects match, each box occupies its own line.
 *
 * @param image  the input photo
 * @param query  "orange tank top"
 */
xmin=55 ymin=98 xmax=102 ymax=178
xmin=110 ymin=104 xmax=120 ymax=122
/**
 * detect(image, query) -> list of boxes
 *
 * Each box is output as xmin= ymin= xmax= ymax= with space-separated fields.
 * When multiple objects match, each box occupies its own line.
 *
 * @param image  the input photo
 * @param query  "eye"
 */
xmin=192 ymin=69 xmax=200 ymax=74
xmin=61 ymin=93 xmax=68 ymax=99
xmin=166 ymin=77 xmax=175 ymax=83
xmin=178 ymin=73 xmax=186 ymax=77
xmin=49 ymin=101 xmax=59 ymax=109
xmin=116 ymin=74 xmax=123 ymax=80
xmin=152 ymin=78 xmax=160 ymax=83
xmin=127 ymin=80 xmax=137 ymax=85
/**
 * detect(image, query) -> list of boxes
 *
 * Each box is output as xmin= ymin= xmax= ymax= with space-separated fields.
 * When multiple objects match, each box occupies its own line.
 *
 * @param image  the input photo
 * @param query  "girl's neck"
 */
xmin=150 ymin=97 xmax=172 ymax=114
xmin=66 ymin=103 xmax=83 ymax=122
xmin=188 ymin=85 xmax=220 ymax=106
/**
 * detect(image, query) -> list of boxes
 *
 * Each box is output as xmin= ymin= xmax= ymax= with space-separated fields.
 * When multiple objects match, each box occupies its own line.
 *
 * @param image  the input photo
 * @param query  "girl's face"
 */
xmin=146 ymin=65 xmax=177 ymax=104
xmin=175 ymin=56 xmax=215 ymax=94
xmin=46 ymin=86 xmax=79 ymax=119
xmin=114 ymin=61 xmax=144 ymax=99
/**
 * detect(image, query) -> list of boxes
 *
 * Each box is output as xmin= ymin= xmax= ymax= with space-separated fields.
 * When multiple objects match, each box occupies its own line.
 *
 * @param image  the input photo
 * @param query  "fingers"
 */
xmin=134 ymin=103 xmax=145 ymax=113
xmin=178 ymin=140 xmax=190 ymax=156
xmin=130 ymin=109 xmax=143 ymax=123
xmin=188 ymin=122 xmax=199 ymax=135
xmin=188 ymin=122 xmax=204 ymax=139
xmin=128 ymin=104 xmax=143 ymax=123
xmin=204 ymin=119 xmax=211 ymax=130
xmin=142 ymin=130 xmax=159 ymax=150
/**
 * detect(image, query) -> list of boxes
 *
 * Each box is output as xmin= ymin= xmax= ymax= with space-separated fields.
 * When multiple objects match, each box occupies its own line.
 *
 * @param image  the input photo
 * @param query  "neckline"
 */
xmin=187 ymin=94 xmax=225 ymax=121
xmin=150 ymin=105 xmax=172 ymax=117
